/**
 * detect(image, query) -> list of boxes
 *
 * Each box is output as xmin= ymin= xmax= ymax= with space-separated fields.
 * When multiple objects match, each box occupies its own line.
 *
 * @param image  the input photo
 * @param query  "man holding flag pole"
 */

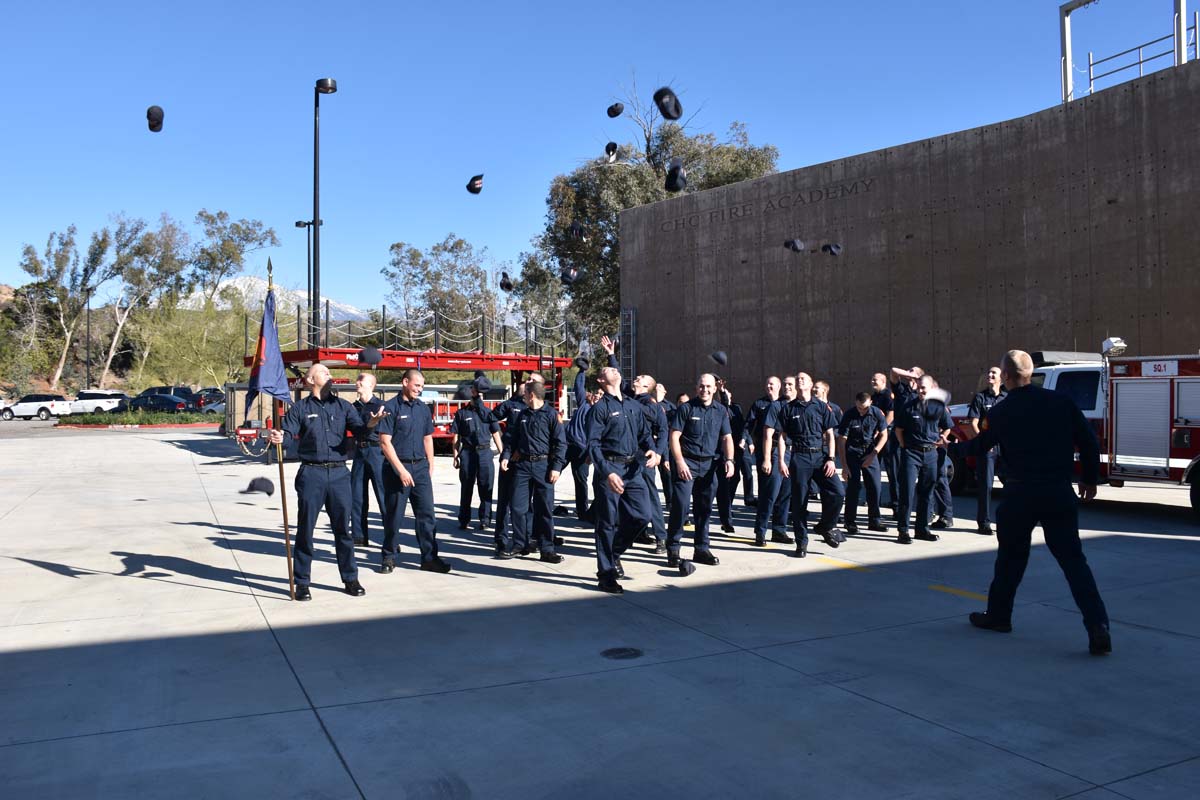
xmin=258 ymin=260 xmax=384 ymax=600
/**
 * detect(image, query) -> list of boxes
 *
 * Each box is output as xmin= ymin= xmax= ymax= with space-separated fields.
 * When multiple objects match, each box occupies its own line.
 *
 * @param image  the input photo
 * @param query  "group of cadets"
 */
xmin=270 ymin=347 xmax=1112 ymax=654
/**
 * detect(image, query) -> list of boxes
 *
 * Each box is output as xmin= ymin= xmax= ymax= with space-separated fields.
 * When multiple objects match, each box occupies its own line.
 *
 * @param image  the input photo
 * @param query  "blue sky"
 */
xmin=0 ymin=0 xmax=1175 ymax=310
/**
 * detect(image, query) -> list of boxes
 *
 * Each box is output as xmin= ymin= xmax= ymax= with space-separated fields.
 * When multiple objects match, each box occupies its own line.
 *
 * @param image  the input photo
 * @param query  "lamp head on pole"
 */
xmin=315 ymin=78 xmax=337 ymax=94
xmin=295 ymin=220 xmax=307 ymax=228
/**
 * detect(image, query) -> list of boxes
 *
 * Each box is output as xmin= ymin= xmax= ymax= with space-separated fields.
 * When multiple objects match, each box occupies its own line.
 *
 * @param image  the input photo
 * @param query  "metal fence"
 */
xmin=1086 ymin=13 xmax=1198 ymax=94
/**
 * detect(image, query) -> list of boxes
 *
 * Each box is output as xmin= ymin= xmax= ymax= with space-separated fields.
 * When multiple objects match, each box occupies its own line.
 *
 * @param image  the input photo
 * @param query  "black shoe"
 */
xmin=540 ymin=552 xmax=564 ymax=564
xmin=817 ymin=528 xmax=840 ymax=549
xmin=753 ymin=533 xmax=767 ymax=547
xmin=666 ymin=553 xmax=680 ymax=568
xmin=771 ymin=531 xmax=794 ymax=544
xmin=693 ymin=550 xmax=720 ymax=566
xmin=914 ymin=531 xmax=940 ymax=542
xmin=614 ymin=559 xmax=627 ymax=579
xmin=896 ymin=532 xmax=912 ymax=545
xmin=457 ymin=523 xmax=471 ymax=531
xmin=520 ymin=545 xmax=532 ymax=556
xmin=1087 ymin=623 xmax=1112 ymax=655
xmin=379 ymin=559 xmax=395 ymax=574
xmin=931 ymin=517 xmax=952 ymax=530
xmin=844 ymin=524 xmax=859 ymax=535
xmin=353 ymin=536 xmax=367 ymax=546
xmin=598 ymin=575 xmax=624 ymax=594
xmin=344 ymin=580 xmax=366 ymax=597
xmin=794 ymin=543 xmax=808 ymax=558
xmin=867 ymin=521 xmax=888 ymax=532
xmin=294 ymin=584 xmax=312 ymax=601
xmin=420 ymin=557 xmax=452 ymax=574
xmin=495 ymin=548 xmax=516 ymax=560
xmin=653 ymin=542 xmax=667 ymax=555
xmin=554 ymin=536 xmax=565 ymax=547
xmin=477 ymin=520 xmax=487 ymax=531
xmin=745 ymin=497 xmax=757 ymax=507
xmin=978 ymin=523 xmax=994 ymax=536
xmin=969 ymin=612 xmax=1012 ymax=633
xmin=635 ymin=530 xmax=656 ymax=545
xmin=720 ymin=523 xmax=736 ymax=534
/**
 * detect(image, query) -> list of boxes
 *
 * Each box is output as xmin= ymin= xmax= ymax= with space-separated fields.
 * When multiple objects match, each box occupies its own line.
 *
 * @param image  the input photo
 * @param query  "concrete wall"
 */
xmin=619 ymin=61 xmax=1200 ymax=408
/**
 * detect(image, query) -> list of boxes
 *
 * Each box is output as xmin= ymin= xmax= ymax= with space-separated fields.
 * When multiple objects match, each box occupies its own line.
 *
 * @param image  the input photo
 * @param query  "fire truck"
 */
xmin=947 ymin=340 xmax=1200 ymax=517
xmin=230 ymin=346 xmax=573 ymax=454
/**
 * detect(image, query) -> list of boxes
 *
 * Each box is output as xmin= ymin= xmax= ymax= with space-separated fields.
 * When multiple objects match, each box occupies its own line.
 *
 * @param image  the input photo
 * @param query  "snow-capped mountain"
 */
xmin=182 ymin=276 xmax=372 ymax=321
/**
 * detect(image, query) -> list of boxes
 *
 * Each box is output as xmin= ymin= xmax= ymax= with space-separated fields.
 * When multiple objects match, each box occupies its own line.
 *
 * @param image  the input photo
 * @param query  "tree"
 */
xmin=133 ymin=290 xmax=249 ymax=390
xmin=380 ymin=234 xmax=498 ymax=351
xmin=18 ymin=225 xmax=118 ymax=389
xmin=190 ymin=209 xmax=279 ymax=301
xmin=98 ymin=214 xmax=189 ymax=387
xmin=0 ymin=282 xmax=58 ymax=397
xmin=534 ymin=84 xmax=779 ymax=342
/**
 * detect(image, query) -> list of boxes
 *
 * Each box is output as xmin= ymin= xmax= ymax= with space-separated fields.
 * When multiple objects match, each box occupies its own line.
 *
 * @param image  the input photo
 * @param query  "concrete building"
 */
xmin=619 ymin=60 xmax=1200 ymax=405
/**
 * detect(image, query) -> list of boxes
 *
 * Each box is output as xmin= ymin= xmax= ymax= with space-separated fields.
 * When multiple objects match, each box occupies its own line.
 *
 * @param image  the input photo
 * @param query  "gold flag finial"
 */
xmin=266 ymin=257 xmax=274 ymax=291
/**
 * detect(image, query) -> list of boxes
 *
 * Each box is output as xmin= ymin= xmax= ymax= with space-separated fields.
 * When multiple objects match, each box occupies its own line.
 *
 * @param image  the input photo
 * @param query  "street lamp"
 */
xmin=312 ymin=77 xmax=337 ymax=347
xmin=85 ymin=288 xmax=92 ymax=388
xmin=294 ymin=219 xmax=322 ymax=347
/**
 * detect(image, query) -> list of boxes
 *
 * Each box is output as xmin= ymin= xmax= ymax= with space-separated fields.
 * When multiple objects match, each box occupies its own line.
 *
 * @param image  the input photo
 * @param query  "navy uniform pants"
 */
xmin=844 ymin=449 xmax=882 ymax=527
xmin=716 ymin=456 xmax=740 ymax=525
xmin=457 ymin=447 xmax=495 ymax=528
xmin=668 ymin=456 xmax=719 ymax=554
xmin=881 ymin=434 xmax=900 ymax=508
xmin=593 ymin=459 xmax=652 ymax=578
xmin=753 ymin=453 xmax=789 ymax=537
xmin=494 ymin=464 xmax=516 ymax=549
xmin=739 ymin=445 xmax=755 ymax=502
xmin=975 ymin=448 xmax=997 ymax=525
xmin=350 ymin=444 xmax=386 ymax=545
xmin=933 ymin=447 xmax=955 ymax=522
xmin=566 ymin=442 xmax=592 ymax=521
xmin=382 ymin=459 xmax=439 ymax=563
xmin=510 ymin=459 xmax=557 ymax=555
xmin=988 ymin=482 xmax=1108 ymax=628
xmin=897 ymin=447 xmax=938 ymax=534
xmin=294 ymin=463 xmax=358 ymax=586
xmin=641 ymin=465 xmax=667 ymax=545
xmin=787 ymin=451 xmax=845 ymax=547
xmin=658 ymin=461 xmax=674 ymax=508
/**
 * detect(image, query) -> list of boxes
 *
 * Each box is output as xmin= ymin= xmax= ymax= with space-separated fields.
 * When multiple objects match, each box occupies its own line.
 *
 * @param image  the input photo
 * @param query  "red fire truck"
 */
xmin=948 ymin=343 xmax=1200 ymax=517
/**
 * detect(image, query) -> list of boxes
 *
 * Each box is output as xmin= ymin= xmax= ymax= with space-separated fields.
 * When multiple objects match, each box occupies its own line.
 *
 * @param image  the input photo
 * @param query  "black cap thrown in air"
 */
xmin=560 ymin=266 xmax=579 ymax=287
xmin=573 ymin=356 xmax=590 ymax=371
xmin=359 ymin=345 xmax=383 ymax=367
xmin=499 ymin=271 xmax=513 ymax=292
xmin=147 ymin=105 xmax=164 ymax=132
xmin=665 ymin=158 xmax=687 ymax=193
xmin=473 ymin=376 xmax=492 ymax=393
xmin=822 ymin=243 xmax=842 ymax=257
xmin=709 ymin=350 xmax=728 ymax=366
xmin=240 ymin=477 xmax=275 ymax=496
xmin=653 ymin=87 xmax=682 ymax=121
xmin=784 ymin=239 xmax=805 ymax=252
xmin=607 ymin=102 xmax=624 ymax=118
xmin=466 ymin=174 xmax=484 ymax=194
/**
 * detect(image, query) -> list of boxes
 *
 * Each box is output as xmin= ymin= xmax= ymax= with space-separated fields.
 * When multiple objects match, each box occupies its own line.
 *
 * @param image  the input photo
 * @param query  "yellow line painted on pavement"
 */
xmin=816 ymin=556 xmax=872 ymax=572
xmin=928 ymin=584 xmax=988 ymax=601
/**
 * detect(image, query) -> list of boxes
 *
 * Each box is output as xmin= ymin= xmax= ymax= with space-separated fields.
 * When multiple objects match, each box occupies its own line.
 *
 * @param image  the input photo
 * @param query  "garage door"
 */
xmin=1111 ymin=380 xmax=1170 ymax=478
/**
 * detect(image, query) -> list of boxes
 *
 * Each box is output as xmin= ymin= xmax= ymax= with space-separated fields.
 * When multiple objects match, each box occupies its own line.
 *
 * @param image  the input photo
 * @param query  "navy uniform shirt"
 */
xmin=967 ymin=386 xmax=1007 ymax=424
xmin=378 ymin=395 xmax=435 ymax=461
xmin=485 ymin=395 xmax=527 ymax=425
xmin=503 ymin=404 xmax=568 ymax=472
xmin=825 ymin=401 xmax=843 ymax=427
xmin=587 ymin=392 xmax=655 ymax=478
xmin=837 ymin=405 xmax=888 ymax=453
xmin=451 ymin=403 xmax=498 ymax=450
xmin=970 ymin=384 xmax=1099 ymax=485
xmin=566 ymin=371 xmax=592 ymax=450
xmin=279 ymin=394 xmax=367 ymax=463
xmin=659 ymin=399 xmax=677 ymax=426
xmin=352 ymin=396 xmax=385 ymax=444
xmin=637 ymin=393 xmax=670 ymax=457
xmin=671 ymin=398 xmax=732 ymax=459
xmin=892 ymin=381 xmax=953 ymax=447
xmin=871 ymin=388 xmax=894 ymax=422
xmin=745 ymin=396 xmax=778 ymax=449
xmin=726 ymin=402 xmax=747 ymax=450
xmin=766 ymin=397 xmax=837 ymax=450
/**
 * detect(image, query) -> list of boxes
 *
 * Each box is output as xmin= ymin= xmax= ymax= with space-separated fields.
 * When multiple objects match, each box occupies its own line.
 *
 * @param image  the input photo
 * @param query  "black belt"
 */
xmin=302 ymin=460 xmax=345 ymax=468
xmin=356 ymin=441 xmax=380 ymax=448
xmin=681 ymin=452 xmax=714 ymax=461
xmin=906 ymin=443 xmax=937 ymax=452
xmin=473 ymin=444 xmax=492 ymax=451
xmin=524 ymin=454 xmax=549 ymax=461
xmin=397 ymin=456 xmax=427 ymax=463
xmin=789 ymin=444 xmax=822 ymax=453
xmin=604 ymin=452 xmax=638 ymax=464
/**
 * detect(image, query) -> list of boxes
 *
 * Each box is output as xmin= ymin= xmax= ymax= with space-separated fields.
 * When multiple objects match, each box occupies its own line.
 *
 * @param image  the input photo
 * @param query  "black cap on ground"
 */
xmin=499 ymin=271 xmax=513 ymax=292
xmin=709 ymin=350 xmax=728 ymax=366
xmin=473 ymin=376 xmax=492 ymax=393
xmin=605 ymin=141 xmax=618 ymax=163
xmin=821 ymin=243 xmax=842 ymax=257
xmin=678 ymin=559 xmax=696 ymax=576
xmin=653 ymin=87 xmax=682 ymax=121
xmin=784 ymin=239 xmax=805 ymax=252
xmin=147 ymin=105 xmax=164 ymax=132
xmin=607 ymin=102 xmax=624 ymax=118
xmin=466 ymin=174 xmax=484 ymax=194
xmin=665 ymin=157 xmax=687 ymax=193
xmin=359 ymin=345 xmax=382 ymax=367
xmin=573 ymin=356 xmax=590 ymax=371
xmin=240 ymin=477 xmax=275 ymax=497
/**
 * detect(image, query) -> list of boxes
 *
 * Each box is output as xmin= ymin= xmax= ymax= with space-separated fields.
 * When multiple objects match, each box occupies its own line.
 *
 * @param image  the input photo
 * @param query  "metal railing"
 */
xmin=244 ymin=303 xmax=568 ymax=359
xmin=1085 ymin=13 xmax=1198 ymax=95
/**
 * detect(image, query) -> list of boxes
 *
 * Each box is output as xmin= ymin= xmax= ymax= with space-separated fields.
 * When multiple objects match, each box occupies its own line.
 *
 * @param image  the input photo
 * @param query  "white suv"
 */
xmin=1 ymin=394 xmax=74 ymax=421
xmin=70 ymin=390 xmax=128 ymax=414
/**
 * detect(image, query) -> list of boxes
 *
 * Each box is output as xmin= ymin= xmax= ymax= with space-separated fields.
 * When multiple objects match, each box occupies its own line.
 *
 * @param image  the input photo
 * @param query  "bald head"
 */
xmin=305 ymin=364 xmax=332 ymax=396
xmin=1001 ymin=349 xmax=1034 ymax=389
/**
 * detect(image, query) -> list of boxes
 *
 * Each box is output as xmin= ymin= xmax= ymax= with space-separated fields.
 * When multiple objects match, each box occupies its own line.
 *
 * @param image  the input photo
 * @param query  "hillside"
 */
xmin=179 ymin=276 xmax=370 ymax=321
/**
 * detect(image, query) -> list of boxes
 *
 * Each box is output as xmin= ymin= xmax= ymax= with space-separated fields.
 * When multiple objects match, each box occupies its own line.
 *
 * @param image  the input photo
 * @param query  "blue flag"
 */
xmin=246 ymin=289 xmax=292 ymax=415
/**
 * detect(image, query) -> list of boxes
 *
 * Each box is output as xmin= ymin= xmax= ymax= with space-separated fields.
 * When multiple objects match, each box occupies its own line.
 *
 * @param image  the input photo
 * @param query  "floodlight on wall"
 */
xmin=1102 ymin=337 xmax=1127 ymax=357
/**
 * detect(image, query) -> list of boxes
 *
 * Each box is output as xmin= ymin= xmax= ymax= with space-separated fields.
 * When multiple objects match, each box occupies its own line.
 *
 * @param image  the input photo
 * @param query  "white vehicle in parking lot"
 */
xmin=70 ymin=390 xmax=128 ymax=414
xmin=1 ymin=394 xmax=73 ymax=421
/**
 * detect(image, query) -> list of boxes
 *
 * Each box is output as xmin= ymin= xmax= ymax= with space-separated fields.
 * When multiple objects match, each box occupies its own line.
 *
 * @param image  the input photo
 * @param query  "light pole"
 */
xmin=85 ymin=288 xmax=92 ymax=388
xmin=312 ymin=77 xmax=337 ymax=347
xmin=294 ymin=219 xmax=321 ymax=347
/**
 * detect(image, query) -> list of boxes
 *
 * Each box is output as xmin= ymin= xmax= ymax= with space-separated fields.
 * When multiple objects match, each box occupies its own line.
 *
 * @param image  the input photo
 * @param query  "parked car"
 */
xmin=198 ymin=387 xmax=225 ymax=406
xmin=138 ymin=386 xmax=202 ymax=410
xmin=202 ymin=400 xmax=226 ymax=416
xmin=129 ymin=394 xmax=188 ymax=413
xmin=70 ymin=390 xmax=128 ymax=414
xmin=1 ymin=394 xmax=74 ymax=421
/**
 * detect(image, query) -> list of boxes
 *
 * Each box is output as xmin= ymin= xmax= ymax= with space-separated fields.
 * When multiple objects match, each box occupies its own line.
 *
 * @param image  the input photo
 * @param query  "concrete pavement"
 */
xmin=0 ymin=425 xmax=1197 ymax=798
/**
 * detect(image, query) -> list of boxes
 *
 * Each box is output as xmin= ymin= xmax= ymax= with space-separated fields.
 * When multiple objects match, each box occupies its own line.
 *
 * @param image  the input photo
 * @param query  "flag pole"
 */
xmin=267 ymin=258 xmax=296 ymax=601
